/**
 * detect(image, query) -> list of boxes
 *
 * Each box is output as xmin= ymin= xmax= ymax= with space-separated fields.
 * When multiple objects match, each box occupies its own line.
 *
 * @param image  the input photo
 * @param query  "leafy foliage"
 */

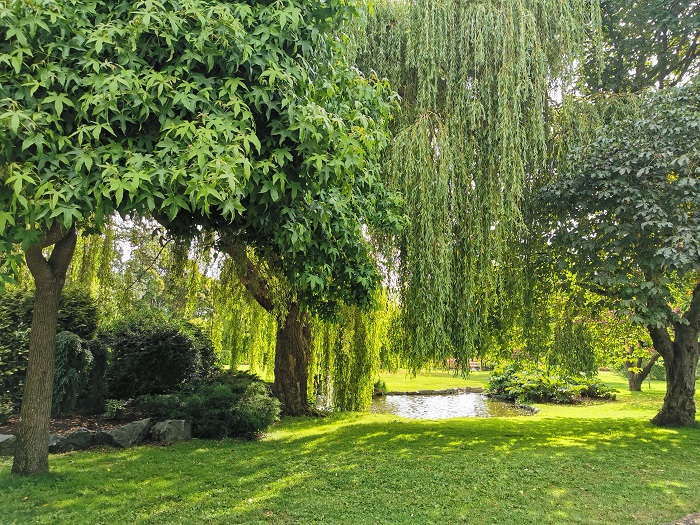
xmin=541 ymin=81 xmax=700 ymax=328
xmin=99 ymin=312 xmax=216 ymax=399
xmin=486 ymin=365 xmax=617 ymax=404
xmin=582 ymin=0 xmax=700 ymax=92
xmin=136 ymin=371 xmax=280 ymax=438
xmin=52 ymin=331 xmax=92 ymax=416
xmin=0 ymin=286 xmax=98 ymax=407
xmin=354 ymin=0 xmax=599 ymax=368
xmin=79 ymin=339 xmax=108 ymax=414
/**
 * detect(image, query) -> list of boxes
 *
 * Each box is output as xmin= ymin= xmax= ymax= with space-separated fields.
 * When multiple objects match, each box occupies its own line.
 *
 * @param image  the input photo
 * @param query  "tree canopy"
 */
xmin=541 ymin=81 xmax=700 ymax=425
xmin=355 ymin=0 xmax=599 ymax=370
xmin=582 ymin=0 xmax=700 ymax=92
xmin=0 ymin=0 xmax=398 ymax=473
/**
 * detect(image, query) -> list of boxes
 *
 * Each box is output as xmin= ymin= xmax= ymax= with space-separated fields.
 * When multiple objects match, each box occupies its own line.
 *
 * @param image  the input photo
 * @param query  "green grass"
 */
xmin=1 ymin=371 xmax=699 ymax=525
xmin=379 ymin=368 xmax=491 ymax=391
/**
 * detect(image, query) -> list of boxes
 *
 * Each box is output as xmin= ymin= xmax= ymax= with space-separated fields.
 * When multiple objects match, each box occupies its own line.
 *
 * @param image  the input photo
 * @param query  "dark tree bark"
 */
xmin=12 ymin=227 xmax=77 ymax=476
xmin=648 ymin=282 xmax=700 ymax=427
xmin=625 ymin=350 xmax=661 ymax=392
xmin=222 ymin=243 xmax=311 ymax=415
xmin=273 ymin=302 xmax=311 ymax=416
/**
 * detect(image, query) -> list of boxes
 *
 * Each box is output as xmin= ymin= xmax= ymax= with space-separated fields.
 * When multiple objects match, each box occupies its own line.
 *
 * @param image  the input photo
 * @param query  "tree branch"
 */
xmin=648 ymin=325 xmax=674 ymax=359
xmin=640 ymin=351 xmax=661 ymax=377
xmin=24 ymin=225 xmax=77 ymax=283
xmin=683 ymin=279 xmax=700 ymax=332
xmin=221 ymin=242 xmax=274 ymax=313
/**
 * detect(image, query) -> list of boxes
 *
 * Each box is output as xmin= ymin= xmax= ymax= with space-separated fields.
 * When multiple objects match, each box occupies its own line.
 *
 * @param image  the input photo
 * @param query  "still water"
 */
xmin=370 ymin=392 xmax=533 ymax=419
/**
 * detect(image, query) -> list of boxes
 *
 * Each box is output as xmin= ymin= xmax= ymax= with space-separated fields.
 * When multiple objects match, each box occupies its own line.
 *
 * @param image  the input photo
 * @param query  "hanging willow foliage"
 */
xmin=310 ymin=294 xmax=391 ymax=411
xmin=354 ymin=0 xmax=599 ymax=369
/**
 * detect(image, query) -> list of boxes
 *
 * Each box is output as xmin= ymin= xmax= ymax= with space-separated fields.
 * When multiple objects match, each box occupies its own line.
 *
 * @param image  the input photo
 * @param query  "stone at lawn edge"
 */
xmin=95 ymin=418 xmax=152 ymax=448
xmin=152 ymin=420 xmax=192 ymax=443
xmin=0 ymin=434 xmax=16 ymax=456
xmin=49 ymin=428 xmax=94 ymax=453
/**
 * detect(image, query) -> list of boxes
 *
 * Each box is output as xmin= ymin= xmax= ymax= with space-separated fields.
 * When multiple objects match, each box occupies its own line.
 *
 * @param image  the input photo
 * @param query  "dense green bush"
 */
xmin=136 ymin=371 xmax=280 ymax=438
xmin=0 ymin=398 xmax=13 ymax=424
xmin=79 ymin=340 xmax=109 ymax=414
xmin=0 ymin=286 xmax=98 ymax=410
xmin=100 ymin=312 xmax=216 ymax=399
xmin=486 ymin=365 xmax=616 ymax=404
xmin=53 ymin=332 xmax=93 ymax=416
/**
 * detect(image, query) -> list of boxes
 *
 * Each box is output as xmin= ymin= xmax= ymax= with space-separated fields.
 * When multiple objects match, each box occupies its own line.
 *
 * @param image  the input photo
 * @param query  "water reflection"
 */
xmin=370 ymin=393 xmax=532 ymax=419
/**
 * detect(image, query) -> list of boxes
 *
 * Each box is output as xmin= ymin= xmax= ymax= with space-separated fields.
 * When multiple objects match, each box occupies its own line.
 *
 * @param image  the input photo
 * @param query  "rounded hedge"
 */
xmin=99 ymin=312 xmax=216 ymax=399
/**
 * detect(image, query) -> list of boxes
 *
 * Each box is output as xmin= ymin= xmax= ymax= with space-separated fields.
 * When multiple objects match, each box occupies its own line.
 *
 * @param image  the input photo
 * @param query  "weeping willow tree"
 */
xmin=310 ymin=294 xmax=391 ymax=411
xmin=354 ymin=0 xmax=599 ymax=370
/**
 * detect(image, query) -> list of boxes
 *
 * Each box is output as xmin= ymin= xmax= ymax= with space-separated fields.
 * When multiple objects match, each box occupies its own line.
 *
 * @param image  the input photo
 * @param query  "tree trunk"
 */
xmin=12 ymin=228 xmax=76 ymax=476
xmin=626 ymin=352 xmax=661 ymax=392
xmin=273 ymin=302 xmax=311 ymax=416
xmin=650 ymin=325 xmax=699 ymax=427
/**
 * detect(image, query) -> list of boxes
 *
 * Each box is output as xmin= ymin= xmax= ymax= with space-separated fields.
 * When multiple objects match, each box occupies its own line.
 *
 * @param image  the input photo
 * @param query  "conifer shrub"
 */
xmin=0 ymin=286 xmax=98 ymax=410
xmin=136 ymin=371 xmax=280 ymax=438
xmin=52 ymin=331 xmax=93 ymax=416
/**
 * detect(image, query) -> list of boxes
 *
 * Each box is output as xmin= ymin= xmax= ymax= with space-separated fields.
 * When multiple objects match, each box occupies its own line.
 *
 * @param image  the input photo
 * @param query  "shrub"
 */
xmin=0 ymin=286 xmax=99 ymax=407
xmin=53 ymin=331 xmax=93 ymax=416
xmin=105 ymin=399 xmax=128 ymax=420
xmin=373 ymin=379 xmax=388 ymax=396
xmin=78 ymin=340 xmax=109 ymax=414
xmin=100 ymin=312 xmax=216 ymax=399
xmin=135 ymin=371 xmax=280 ymax=438
xmin=0 ymin=398 xmax=13 ymax=424
xmin=486 ymin=365 xmax=616 ymax=404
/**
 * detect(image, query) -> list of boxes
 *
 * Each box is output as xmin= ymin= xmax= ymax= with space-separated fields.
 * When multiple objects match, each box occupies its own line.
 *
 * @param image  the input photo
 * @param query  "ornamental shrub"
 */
xmin=78 ymin=339 xmax=109 ymax=414
xmin=0 ymin=286 xmax=98 ymax=409
xmin=486 ymin=365 xmax=616 ymax=404
xmin=135 ymin=371 xmax=280 ymax=438
xmin=52 ymin=331 xmax=93 ymax=416
xmin=100 ymin=312 xmax=216 ymax=399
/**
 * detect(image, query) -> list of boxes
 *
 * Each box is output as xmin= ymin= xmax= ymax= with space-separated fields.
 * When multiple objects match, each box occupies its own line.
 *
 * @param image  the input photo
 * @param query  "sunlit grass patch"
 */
xmin=1 ymin=372 xmax=699 ymax=525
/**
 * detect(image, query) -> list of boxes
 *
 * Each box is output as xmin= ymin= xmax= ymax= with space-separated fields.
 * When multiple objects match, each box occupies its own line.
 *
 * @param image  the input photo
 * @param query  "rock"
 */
xmin=95 ymin=418 xmax=152 ymax=448
xmin=152 ymin=420 xmax=191 ymax=443
xmin=49 ymin=428 xmax=94 ymax=453
xmin=0 ymin=434 xmax=16 ymax=456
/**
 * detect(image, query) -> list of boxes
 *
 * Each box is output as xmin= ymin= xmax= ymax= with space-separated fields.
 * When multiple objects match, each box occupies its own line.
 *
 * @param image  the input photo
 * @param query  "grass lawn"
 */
xmin=378 ymin=368 xmax=491 ymax=391
xmin=1 ymin=371 xmax=699 ymax=525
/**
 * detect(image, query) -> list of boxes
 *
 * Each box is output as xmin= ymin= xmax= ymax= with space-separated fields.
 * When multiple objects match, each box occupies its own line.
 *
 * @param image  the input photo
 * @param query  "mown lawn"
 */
xmin=1 ymin=371 xmax=698 ymax=525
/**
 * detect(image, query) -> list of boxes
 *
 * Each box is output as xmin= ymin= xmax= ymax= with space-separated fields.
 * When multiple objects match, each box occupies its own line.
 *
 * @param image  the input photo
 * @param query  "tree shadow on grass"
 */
xmin=1 ymin=416 xmax=699 ymax=524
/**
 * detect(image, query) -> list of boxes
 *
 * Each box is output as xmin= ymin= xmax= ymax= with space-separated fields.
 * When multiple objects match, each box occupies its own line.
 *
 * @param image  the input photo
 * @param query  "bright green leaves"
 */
xmin=355 ymin=0 xmax=598 ymax=366
xmin=0 ymin=0 xmax=397 ymax=312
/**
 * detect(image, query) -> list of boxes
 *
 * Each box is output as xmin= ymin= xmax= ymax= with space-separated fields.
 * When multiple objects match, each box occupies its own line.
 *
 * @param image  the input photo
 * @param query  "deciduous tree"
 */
xmin=542 ymin=82 xmax=700 ymax=426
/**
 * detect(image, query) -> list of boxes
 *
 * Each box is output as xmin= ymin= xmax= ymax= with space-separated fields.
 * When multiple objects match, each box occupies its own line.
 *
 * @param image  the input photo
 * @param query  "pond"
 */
xmin=370 ymin=392 xmax=533 ymax=419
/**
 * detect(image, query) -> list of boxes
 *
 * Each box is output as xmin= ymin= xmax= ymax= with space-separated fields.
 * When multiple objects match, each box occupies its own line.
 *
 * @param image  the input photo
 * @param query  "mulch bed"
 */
xmin=0 ymin=412 xmax=146 ymax=436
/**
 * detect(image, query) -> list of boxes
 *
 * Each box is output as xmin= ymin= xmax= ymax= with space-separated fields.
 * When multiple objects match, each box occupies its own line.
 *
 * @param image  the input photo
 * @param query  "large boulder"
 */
xmin=0 ymin=434 xmax=16 ymax=456
xmin=49 ymin=428 xmax=94 ymax=453
xmin=152 ymin=420 xmax=192 ymax=443
xmin=95 ymin=418 xmax=152 ymax=448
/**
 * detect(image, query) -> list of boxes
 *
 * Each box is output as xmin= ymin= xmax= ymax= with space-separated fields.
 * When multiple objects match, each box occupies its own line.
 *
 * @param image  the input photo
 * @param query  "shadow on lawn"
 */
xmin=1 ymin=416 xmax=699 ymax=524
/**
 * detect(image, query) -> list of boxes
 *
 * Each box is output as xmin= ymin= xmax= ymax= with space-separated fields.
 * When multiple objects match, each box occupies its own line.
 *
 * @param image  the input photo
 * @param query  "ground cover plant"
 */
xmin=1 ymin=372 xmax=697 ymax=525
xmin=486 ymin=366 xmax=617 ymax=404
xmin=135 ymin=371 xmax=280 ymax=438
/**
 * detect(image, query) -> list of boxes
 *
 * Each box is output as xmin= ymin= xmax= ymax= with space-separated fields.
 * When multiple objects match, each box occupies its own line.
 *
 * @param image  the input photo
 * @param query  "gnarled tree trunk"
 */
xmin=222 ymin=243 xmax=311 ymax=415
xmin=650 ymin=327 xmax=699 ymax=427
xmin=273 ymin=302 xmax=311 ymax=415
xmin=12 ymin=227 xmax=77 ymax=476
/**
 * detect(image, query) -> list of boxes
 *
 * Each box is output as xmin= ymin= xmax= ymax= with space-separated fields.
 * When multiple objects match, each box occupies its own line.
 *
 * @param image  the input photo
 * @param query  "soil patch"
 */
xmin=0 ymin=411 xmax=146 ymax=436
